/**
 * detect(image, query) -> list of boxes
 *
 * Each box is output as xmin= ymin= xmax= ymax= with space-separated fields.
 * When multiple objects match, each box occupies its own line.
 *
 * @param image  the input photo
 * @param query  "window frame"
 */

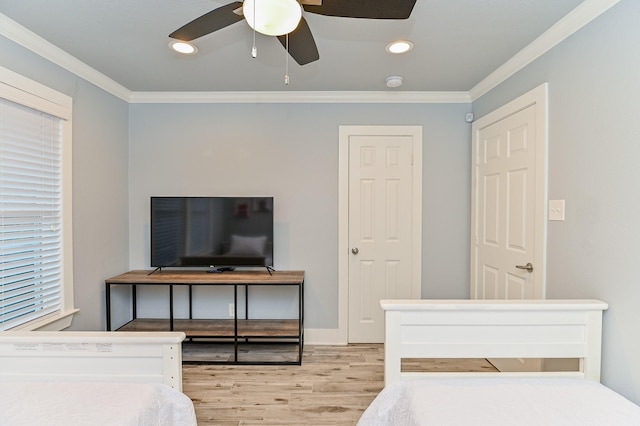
xmin=0 ymin=65 xmax=77 ymax=330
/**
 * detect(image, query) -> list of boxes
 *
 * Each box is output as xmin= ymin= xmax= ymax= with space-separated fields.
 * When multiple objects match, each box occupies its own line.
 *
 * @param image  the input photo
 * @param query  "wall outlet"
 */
xmin=228 ymin=303 xmax=234 ymax=317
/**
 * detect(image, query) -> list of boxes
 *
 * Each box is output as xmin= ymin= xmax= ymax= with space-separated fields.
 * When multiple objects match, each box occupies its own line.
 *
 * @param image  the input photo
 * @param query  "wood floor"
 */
xmin=182 ymin=344 xmax=497 ymax=425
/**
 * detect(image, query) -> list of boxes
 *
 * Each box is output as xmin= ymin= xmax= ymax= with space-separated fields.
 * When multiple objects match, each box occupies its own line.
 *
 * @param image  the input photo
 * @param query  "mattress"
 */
xmin=358 ymin=377 xmax=640 ymax=426
xmin=0 ymin=382 xmax=197 ymax=426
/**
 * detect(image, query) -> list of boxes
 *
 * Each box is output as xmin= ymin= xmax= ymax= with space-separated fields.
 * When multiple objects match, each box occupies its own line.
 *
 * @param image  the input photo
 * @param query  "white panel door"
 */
xmin=348 ymin=135 xmax=414 ymax=343
xmin=471 ymin=84 xmax=548 ymax=372
xmin=474 ymin=105 xmax=537 ymax=299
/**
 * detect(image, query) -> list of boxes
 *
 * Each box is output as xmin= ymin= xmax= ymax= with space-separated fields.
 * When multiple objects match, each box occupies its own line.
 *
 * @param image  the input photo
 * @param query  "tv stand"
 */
xmin=105 ymin=270 xmax=304 ymax=365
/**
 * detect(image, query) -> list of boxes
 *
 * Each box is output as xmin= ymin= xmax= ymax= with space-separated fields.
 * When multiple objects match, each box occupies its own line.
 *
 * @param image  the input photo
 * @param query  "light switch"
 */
xmin=549 ymin=200 xmax=565 ymax=221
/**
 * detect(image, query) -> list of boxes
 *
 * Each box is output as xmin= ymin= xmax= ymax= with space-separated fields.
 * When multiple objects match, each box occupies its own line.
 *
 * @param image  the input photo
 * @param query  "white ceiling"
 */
xmin=0 ymin=0 xmax=588 ymax=94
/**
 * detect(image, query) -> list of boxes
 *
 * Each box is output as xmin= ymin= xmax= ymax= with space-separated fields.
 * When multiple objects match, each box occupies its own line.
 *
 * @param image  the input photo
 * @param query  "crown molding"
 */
xmin=469 ymin=0 xmax=621 ymax=102
xmin=128 ymin=90 xmax=471 ymax=104
xmin=0 ymin=12 xmax=469 ymax=105
xmin=0 ymin=13 xmax=131 ymax=102
xmin=1 ymin=0 xmax=622 ymax=105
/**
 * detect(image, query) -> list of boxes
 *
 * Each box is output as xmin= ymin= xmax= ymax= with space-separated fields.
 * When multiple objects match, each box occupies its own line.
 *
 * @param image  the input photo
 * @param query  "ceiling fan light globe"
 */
xmin=243 ymin=0 xmax=302 ymax=36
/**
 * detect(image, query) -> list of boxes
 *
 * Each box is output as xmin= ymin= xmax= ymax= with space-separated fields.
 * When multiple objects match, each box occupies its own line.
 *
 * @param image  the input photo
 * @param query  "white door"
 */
xmin=473 ymin=105 xmax=538 ymax=299
xmin=339 ymin=126 xmax=422 ymax=344
xmin=471 ymin=84 xmax=548 ymax=371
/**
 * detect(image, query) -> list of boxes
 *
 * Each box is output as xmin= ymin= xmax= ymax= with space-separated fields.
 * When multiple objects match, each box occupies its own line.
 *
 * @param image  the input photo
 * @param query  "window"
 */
xmin=0 ymin=66 xmax=75 ymax=331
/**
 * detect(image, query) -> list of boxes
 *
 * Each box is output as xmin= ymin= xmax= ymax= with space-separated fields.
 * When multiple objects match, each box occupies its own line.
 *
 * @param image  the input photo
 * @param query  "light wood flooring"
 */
xmin=182 ymin=344 xmax=497 ymax=425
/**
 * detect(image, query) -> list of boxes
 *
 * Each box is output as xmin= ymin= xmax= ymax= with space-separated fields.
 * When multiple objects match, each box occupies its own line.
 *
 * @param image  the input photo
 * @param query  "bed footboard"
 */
xmin=380 ymin=299 xmax=608 ymax=386
xmin=0 ymin=331 xmax=186 ymax=390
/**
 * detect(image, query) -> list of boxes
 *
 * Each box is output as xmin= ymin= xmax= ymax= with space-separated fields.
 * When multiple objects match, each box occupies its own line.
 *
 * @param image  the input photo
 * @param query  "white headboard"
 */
xmin=380 ymin=299 xmax=608 ymax=386
xmin=0 ymin=331 xmax=186 ymax=390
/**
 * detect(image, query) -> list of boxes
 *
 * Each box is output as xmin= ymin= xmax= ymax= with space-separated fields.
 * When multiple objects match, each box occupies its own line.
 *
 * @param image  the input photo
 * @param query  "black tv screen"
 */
xmin=150 ymin=197 xmax=274 ymax=268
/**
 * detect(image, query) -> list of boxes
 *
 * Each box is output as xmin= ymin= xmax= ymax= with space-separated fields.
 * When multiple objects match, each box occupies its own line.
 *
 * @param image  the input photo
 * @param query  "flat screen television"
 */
xmin=150 ymin=196 xmax=274 ymax=270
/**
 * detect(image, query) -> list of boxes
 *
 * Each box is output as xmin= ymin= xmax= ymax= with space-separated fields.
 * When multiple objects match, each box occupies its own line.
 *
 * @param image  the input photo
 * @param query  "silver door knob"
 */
xmin=351 ymin=247 xmax=359 ymax=255
xmin=515 ymin=262 xmax=534 ymax=273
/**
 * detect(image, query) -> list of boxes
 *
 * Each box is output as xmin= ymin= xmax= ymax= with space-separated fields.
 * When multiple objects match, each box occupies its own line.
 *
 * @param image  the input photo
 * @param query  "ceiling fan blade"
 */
xmin=169 ymin=2 xmax=244 ymax=41
xmin=303 ymin=0 xmax=416 ymax=19
xmin=277 ymin=17 xmax=319 ymax=66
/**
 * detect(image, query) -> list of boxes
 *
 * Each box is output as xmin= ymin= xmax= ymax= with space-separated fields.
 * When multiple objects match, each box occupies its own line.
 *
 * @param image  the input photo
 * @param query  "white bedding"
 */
xmin=0 ymin=382 xmax=197 ymax=426
xmin=358 ymin=377 xmax=640 ymax=426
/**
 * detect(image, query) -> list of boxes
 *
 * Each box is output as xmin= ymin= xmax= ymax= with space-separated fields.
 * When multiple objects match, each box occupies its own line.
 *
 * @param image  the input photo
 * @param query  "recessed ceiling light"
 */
xmin=386 ymin=40 xmax=414 ymax=54
xmin=169 ymin=41 xmax=198 ymax=55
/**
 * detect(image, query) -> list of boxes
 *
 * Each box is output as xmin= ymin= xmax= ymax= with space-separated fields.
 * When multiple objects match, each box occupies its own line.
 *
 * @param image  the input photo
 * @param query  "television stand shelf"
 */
xmin=105 ymin=270 xmax=304 ymax=365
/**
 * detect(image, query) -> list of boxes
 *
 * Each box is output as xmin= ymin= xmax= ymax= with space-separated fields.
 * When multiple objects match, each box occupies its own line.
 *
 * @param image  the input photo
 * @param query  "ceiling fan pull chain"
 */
xmin=251 ymin=1 xmax=257 ymax=58
xmin=284 ymin=33 xmax=290 ymax=85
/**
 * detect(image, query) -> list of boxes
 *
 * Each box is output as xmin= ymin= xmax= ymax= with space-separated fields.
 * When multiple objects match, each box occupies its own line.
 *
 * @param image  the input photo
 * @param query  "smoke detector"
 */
xmin=385 ymin=76 xmax=403 ymax=88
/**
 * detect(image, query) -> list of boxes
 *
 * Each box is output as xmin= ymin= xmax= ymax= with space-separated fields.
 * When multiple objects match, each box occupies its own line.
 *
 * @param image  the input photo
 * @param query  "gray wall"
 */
xmin=0 ymin=36 xmax=130 ymax=331
xmin=128 ymin=103 xmax=471 ymax=328
xmin=472 ymin=1 xmax=640 ymax=404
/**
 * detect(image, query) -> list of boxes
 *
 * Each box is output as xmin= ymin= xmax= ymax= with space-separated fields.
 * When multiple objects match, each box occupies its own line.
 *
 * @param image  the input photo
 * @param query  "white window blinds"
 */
xmin=0 ymin=97 xmax=63 ymax=331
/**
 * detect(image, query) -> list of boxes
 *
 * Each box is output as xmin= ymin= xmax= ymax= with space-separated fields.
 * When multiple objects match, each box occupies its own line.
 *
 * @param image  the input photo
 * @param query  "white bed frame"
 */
xmin=381 ymin=299 xmax=608 ymax=386
xmin=0 ymin=331 xmax=186 ymax=391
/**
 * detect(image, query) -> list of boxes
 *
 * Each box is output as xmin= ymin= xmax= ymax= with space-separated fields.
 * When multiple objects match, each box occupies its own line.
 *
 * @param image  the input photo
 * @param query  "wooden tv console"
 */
xmin=105 ymin=269 xmax=304 ymax=365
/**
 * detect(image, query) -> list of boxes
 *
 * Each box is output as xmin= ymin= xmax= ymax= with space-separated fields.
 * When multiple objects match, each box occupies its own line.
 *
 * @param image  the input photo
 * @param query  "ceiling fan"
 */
xmin=169 ymin=0 xmax=417 ymax=66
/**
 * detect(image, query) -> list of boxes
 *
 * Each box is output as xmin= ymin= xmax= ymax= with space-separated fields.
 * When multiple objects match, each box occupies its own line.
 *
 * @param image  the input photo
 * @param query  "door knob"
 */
xmin=351 ymin=247 xmax=359 ymax=255
xmin=515 ymin=262 xmax=534 ymax=273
